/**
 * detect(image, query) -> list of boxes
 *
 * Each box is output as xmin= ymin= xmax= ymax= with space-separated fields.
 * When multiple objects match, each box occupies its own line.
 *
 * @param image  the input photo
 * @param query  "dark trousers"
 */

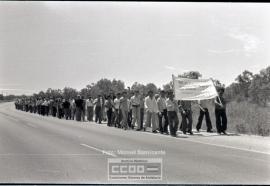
xmin=167 ymin=111 xmax=179 ymax=136
xmin=58 ymin=108 xmax=63 ymax=119
xmin=41 ymin=105 xmax=45 ymax=116
xmin=29 ymin=105 xmax=33 ymax=113
xmin=181 ymin=110 xmax=192 ymax=133
xmin=114 ymin=109 xmax=121 ymax=127
xmin=196 ymin=108 xmax=212 ymax=131
xmin=37 ymin=105 xmax=41 ymax=115
xmin=128 ymin=110 xmax=132 ymax=128
xmin=45 ymin=106 xmax=49 ymax=116
xmin=140 ymin=108 xmax=144 ymax=129
xmin=95 ymin=106 xmax=102 ymax=123
xmin=87 ymin=106 xmax=94 ymax=121
xmin=107 ymin=108 xmax=113 ymax=126
xmin=33 ymin=106 xmax=37 ymax=113
xmin=25 ymin=105 xmax=29 ymax=112
xmin=75 ymin=108 xmax=82 ymax=121
xmin=52 ymin=107 xmax=57 ymax=117
xmin=158 ymin=109 xmax=169 ymax=133
xmin=64 ymin=108 xmax=70 ymax=120
xmin=215 ymin=109 xmax=227 ymax=133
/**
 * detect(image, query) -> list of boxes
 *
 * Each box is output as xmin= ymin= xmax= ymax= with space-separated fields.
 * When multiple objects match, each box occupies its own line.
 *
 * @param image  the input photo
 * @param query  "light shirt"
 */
xmin=157 ymin=97 xmax=167 ymax=112
xmin=42 ymin=100 xmax=49 ymax=106
xmin=166 ymin=98 xmax=178 ymax=112
xmin=144 ymin=96 xmax=159 ymax=113
xmin=114 ymin=98 xmax=120 ymax=109
xmin=120 ymin=97 xmax=129 ymax=111
xmin=86 ymin=99 xmax=94 ymax=107
xmin=130 ymin=95 xmax=140 ymax=106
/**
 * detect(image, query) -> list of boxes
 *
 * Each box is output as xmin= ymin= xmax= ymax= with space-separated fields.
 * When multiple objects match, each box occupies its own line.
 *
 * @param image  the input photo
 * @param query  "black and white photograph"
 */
xmin=0 ymin=1 xmax=269 ymax=185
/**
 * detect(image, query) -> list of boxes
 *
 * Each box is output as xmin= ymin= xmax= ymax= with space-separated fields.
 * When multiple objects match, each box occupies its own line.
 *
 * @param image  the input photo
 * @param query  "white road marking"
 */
xmin=80 ymin=143 xmax=117 ymax=157
xmin=142 ymin=130 xmax=270 ymax=155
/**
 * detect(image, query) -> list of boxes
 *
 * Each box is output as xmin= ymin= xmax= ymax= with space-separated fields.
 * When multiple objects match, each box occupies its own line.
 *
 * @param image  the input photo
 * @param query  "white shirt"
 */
xmin=130 ymin=95 xmax=140 ymax=106
xmin=86 ymin=99 xmax=94 ymax=107
xmin=144 ymin=96 xmax=159 ymax=113
xmin=114 ymin=98 xmax=120 ymax=109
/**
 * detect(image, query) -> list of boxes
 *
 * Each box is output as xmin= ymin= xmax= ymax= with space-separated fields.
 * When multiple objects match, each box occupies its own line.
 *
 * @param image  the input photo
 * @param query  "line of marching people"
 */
xmin=14 ymin=87 xmax=228 ymax=137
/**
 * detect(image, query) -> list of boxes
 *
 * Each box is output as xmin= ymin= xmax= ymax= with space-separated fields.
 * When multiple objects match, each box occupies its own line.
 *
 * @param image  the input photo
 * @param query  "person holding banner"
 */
xmin=196 ymin=99 xmax=213 ymax=133
xmin=215 ymin=87 xmax=227 ymax=135
xmin=179 ymin=100 xmax=193 ymax=135
xmin=166 ymin=91 xmax=179 ymax=137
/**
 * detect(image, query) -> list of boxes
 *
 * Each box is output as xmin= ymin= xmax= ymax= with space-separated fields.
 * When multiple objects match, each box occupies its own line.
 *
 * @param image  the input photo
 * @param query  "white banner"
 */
xmin=172 ymin=75 xmax=218 ymax=100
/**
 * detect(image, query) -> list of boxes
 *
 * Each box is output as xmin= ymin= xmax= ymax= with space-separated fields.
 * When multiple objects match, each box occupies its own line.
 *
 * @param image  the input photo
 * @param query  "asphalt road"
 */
xmin=0 ymin=102 xmax=269 ymax=184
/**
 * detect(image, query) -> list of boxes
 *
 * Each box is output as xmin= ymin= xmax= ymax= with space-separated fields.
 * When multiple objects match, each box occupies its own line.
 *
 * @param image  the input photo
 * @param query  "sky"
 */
xmin=0 ymin=2 xmax=269 ymax=95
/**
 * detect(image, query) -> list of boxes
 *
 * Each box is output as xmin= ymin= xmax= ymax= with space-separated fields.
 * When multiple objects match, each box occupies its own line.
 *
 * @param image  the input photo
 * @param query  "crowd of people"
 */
xmin=14 ymin=87 xmax=228 ymax=137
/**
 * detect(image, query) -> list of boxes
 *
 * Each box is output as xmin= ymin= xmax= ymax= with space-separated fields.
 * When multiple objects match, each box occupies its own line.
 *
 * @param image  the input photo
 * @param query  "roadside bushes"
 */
xmin=190 ymin=101 xmax=269 ymax=136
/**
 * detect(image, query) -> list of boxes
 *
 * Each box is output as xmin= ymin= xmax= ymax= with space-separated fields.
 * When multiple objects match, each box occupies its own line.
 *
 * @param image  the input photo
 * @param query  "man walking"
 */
xmin=179 ymin=100 xmax=193 ymax=135
xmin=105 ymin=95 xmax=114 ymax=126
xmin=130 ymin=90 xmax=141 ymax=130
xmin=120 ymin=91 xmax=129 ymax=130
xmin=139 ymin=94 xmax=145 ymax=131
xmin=86 ymin=96 xmax=94 ymax=121
xmin=157 ymin=90 xmax=169 ymax=134
xmin=113 ymin=92 xmax=121 ymax=128
xmin=94 ymin=95 xmax=102 ymax=124
xmin=166 ymin=91 xmax=179 ymax=137
xmin=196 ymin=99 xmax=213 ymax=133
xmin=144 ymin=90 xmax=159 ymax=133
xmin=63 ymin=98 xmax=71 ymax=120
xmin=75 ymin=95 xmax=84 ymax=121
xmin=215 ymin=87 xmax=227 ymax=135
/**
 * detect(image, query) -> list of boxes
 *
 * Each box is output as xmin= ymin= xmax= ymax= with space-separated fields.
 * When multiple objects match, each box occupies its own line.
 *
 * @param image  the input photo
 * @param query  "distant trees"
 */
xmin=131 ymin=82 xmax=146 ymax=94
xmin=63 ymin=87 xmax=78 ymax=99
xmin=178 ymin=71 xmax=202 ymax=79
xmin=130 ymin=82 xmax=158 ymax=95
xmin=14 ymin=66 xmax=268 ymax=107
xmin=162 ymin=82 xmax=173 ymax=92
xmin=225 ymin=66 xmax=270 ymax=106
xmin=145 ymin=83 xmax=158 ymax=94
xmin=248 ymin=67 xmax=270 ymax=106
xmin=79 ymin=78 xmax=125 ymax=98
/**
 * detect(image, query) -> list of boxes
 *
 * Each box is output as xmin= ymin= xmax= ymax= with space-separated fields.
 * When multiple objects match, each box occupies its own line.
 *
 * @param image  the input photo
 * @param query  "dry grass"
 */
xmin=190 ymin=101 xmax=270 ymax=136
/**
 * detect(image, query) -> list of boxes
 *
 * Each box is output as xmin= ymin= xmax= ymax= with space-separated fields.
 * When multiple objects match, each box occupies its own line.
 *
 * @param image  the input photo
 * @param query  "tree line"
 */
xmin=1 ymin=66 xmax=269 ymax=107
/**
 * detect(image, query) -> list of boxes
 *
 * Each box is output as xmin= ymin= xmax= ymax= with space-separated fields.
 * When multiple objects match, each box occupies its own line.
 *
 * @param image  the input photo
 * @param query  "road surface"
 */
xmin=0 ymin=102 xmax=269 ymax=184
